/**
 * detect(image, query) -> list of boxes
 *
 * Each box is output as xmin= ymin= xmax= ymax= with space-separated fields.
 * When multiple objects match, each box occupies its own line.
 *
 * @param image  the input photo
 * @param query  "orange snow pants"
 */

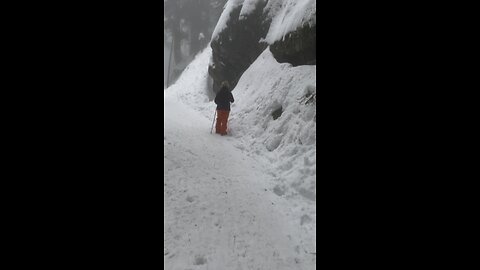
xmin=216 ymin=110 xmax=230 ymax=135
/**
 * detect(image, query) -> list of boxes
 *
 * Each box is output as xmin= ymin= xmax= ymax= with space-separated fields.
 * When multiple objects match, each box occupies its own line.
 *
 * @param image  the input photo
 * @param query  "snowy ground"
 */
xmin=164 ymin=46 xmax=316 ymax=269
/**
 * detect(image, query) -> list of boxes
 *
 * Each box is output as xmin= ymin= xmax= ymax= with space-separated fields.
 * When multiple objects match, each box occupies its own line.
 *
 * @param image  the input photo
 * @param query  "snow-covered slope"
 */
xmin=168 ymin=45 xmax=316 ymax=203
xmin=230 ymin=48 xmax=316 ymax=202
xmin=165 ymin=46 xmax=215 ymax=116
xmin=165 ymin=39 xmax=316 ymax=268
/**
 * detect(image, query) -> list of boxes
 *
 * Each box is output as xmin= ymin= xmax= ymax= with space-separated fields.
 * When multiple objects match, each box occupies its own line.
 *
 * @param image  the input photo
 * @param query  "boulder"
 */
xmin=209 ymin=0 xmax=316 ymax=92
xmin=209 ymin=1 xmax=269 ymax=93
xmin=270 ymin=23 xmax=316 ymax=66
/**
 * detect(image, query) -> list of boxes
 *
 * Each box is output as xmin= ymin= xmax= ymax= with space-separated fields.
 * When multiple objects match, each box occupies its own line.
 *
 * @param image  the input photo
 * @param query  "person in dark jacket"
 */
xmin=214 ymin=81 xmax=234 ymax=135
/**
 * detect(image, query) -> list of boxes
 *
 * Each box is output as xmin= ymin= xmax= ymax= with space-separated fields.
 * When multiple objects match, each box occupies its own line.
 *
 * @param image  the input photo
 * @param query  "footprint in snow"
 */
xmin=273 ymin=185 xmax=286 ymax=196
xmin=193 ymin=255 xmax=206 ymax=265
xmin=300 ymin=214 xmax=312 ymax=225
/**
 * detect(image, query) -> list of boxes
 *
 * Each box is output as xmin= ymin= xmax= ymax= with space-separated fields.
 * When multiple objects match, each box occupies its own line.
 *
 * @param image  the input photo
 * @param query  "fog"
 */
xmin=164 ymin=44 xmax=168 ymax=88
xmin=164 ymin=0 xmax=226 ymax=89
xmin=164 ymin=39 xmax=171 ymax=89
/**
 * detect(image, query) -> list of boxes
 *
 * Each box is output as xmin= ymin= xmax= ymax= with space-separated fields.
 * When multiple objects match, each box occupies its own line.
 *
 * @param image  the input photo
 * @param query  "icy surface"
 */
xmin=164 ymin=46 xmax=316 ymax=269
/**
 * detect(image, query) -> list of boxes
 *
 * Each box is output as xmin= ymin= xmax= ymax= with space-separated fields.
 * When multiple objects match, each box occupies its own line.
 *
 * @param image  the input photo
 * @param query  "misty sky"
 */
xmin=164 ymin=43 xmax=169 ymax=88
xmin=164 ymin=0 xmax=226 ymax=89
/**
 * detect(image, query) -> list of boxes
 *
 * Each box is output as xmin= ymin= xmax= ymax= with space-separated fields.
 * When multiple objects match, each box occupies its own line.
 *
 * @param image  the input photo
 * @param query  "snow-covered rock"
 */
xmin=230 ymin=47 xmax=316 ymax=201
xmin=263 ymin=0 xmax=316 ymax=44
xmin=209 ymin=0 xmax=269 ymax=92
xmin=209 ymin=0 xmax=316 ymax=91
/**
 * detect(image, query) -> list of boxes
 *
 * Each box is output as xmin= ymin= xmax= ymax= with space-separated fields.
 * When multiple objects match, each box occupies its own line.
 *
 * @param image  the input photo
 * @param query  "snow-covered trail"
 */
xmin=164 ymin=93 xmax=315 ymax=270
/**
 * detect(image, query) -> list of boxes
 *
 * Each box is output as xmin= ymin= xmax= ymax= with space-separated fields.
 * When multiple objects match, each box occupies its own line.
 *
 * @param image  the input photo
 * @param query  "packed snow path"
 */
xmin=164 ymin=93 xmax=315 ymax=270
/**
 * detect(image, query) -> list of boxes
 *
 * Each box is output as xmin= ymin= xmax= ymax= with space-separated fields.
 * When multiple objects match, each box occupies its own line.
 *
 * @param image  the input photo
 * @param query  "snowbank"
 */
xmin=230 ymin=48 xmax=316 ymax=202
xmin=211 ymin=0 xmax=244 ymax=41
xmin=239 ymin=0 xmax=264 ymax=19
xmin=165 ymin=46 xmax=216 ymax=118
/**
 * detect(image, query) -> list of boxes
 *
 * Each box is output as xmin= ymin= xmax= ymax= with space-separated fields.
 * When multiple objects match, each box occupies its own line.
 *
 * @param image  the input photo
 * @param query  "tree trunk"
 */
xmin=172 ymin=30 xmax=182 ymax=65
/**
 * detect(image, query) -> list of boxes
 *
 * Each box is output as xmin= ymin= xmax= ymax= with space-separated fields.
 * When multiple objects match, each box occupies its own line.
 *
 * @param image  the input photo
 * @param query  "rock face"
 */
xmin=209 ymin=0 xmax=316 ymax=92
xmin=209 ymin=1 xmax=269 ymax=93
xmin=270 ymin=23 xmax=316 ymax=66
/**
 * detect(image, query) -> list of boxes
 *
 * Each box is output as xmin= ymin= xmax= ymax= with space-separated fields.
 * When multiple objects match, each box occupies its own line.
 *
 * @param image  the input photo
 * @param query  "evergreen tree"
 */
xmin=164 ymin=0 xmax=226 ymax=63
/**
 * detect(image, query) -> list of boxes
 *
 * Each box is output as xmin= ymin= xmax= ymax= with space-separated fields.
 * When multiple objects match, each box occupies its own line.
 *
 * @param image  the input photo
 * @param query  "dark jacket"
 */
xmin=214 ymin=87 xmax=234 ymax=111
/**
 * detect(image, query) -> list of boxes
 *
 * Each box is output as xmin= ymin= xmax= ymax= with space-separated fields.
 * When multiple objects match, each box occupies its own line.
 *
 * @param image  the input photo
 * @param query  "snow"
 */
xmin=165 ymin=46 xmax=215 ymax=115
xmin=239 ymin=0 xmax=264 ymax=19
xmin=164 ymin=45 xmax=316 ymax=269
xmin=263 ymin=0 xmax=316 ymax=44
xmin=212 ymin=0 xmax=316 ymax=43
xmin=211 ymin=0 xmax=244 ymax=41
xmin=228 ymin=48 xmax=316 ymax=201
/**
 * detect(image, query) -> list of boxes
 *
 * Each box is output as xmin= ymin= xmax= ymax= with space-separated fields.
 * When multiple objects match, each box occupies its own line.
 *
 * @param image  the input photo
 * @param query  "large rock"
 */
xmin=209 ymin=0 xmax=316 ymax=92
xmin=209 ymin=1 xmax=269 ymax=93
xmin=270 ymin=23 xmax=316 ymax=66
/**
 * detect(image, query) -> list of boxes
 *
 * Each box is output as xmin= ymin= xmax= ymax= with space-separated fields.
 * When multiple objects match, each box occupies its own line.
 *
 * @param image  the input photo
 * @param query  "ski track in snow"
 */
xmin=164 ymin=93 xmax=315 ymax=270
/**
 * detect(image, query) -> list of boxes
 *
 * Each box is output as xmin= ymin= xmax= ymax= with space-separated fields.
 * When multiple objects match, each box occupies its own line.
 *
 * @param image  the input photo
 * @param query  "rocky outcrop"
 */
xmin=209 ymin=0 xmax=316 ymax=92
xmin=270 ymin=23 xmax=316 ymax=66
xmin=209 ymin=1 xmax=269 ymax=93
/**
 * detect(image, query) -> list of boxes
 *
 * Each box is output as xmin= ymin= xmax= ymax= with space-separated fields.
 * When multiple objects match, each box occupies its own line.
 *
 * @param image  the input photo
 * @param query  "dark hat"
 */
xmin=221 ymin=81 xmax=230 ymax=89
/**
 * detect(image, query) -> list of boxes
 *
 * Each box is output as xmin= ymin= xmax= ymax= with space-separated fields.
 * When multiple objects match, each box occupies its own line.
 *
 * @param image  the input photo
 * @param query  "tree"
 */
xmin=164 ymin=0 xmax=227 ymax=84
xmin=164 ymin=0 xmax=226 ymax=62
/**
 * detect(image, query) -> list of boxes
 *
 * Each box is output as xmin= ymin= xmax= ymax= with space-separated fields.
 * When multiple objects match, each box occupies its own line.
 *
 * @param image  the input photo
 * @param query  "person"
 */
xmin=214 ymin=81 xmax=234 ymax=135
